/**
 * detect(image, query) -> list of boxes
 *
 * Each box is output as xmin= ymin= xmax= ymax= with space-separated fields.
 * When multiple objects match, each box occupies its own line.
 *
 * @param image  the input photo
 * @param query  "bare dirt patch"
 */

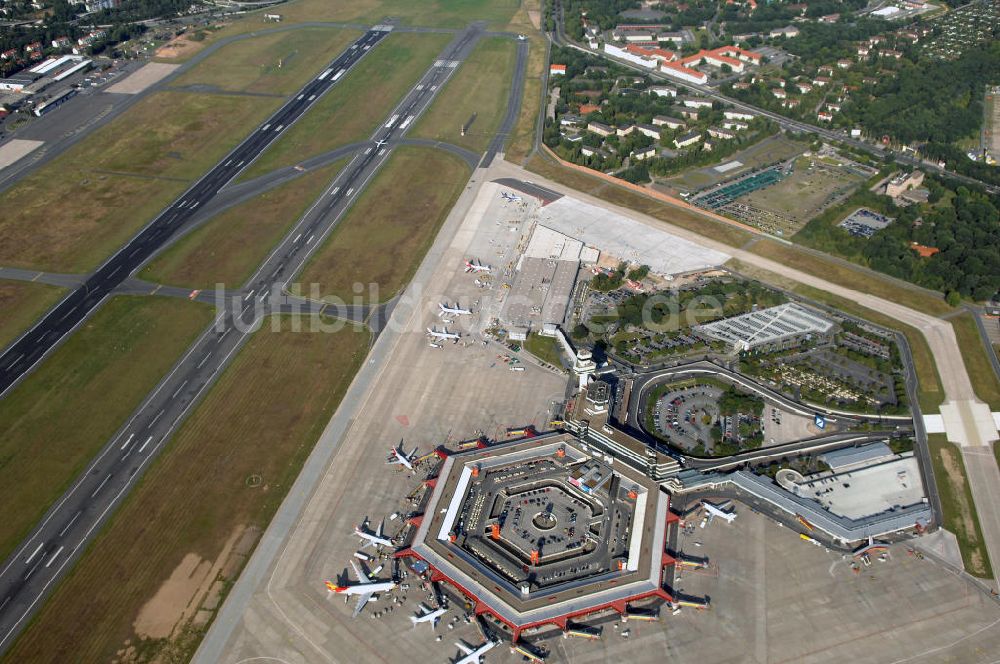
xmin=133 ymin=525 xmax=245 ymax=640
xmin=155 ymin=33 xmax=204 ymax=60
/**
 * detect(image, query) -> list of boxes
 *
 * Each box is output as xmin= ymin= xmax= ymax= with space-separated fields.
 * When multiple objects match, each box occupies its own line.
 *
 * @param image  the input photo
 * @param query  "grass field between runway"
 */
xmin=140 ymin=161 xmax=346 ymax=290
xmin=240 ymin=31 xmax=451 ymax=181
xmin=950 ymin=311 xmax=1000 ymax=411
xmin=0 ymin=280 xmax=66 ymax=351
xmin=928 ymin=434 xmax=992 ymax=579
xmin=410 ymin=37 xmax=518 ymax=154
xmin=0 ymin=91 xmax=279 ymax=273
xmin=6 ymin=316 xmax=370 ymax=663
xmin=168 ymin=27 xmax=361 ymax=96
xmin=0 ymin=296 xmax=213 ymax=564
xmin=294 ymin=146 xmax=470 ymax=303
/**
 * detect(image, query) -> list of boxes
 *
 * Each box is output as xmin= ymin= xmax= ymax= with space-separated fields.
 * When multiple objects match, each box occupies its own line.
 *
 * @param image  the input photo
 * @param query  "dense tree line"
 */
xmin=797 ymin=179 xmax=1000 ymax=301
xmin=838 ymin=42 xmax=1000 ymax=145
xmin=92 ymin=0 xmax=195 ymax=24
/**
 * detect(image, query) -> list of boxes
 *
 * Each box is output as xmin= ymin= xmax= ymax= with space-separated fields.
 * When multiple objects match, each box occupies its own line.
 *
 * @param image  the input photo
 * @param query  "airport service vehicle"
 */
xmin=325 ymin=560 xmax=397 ymax=617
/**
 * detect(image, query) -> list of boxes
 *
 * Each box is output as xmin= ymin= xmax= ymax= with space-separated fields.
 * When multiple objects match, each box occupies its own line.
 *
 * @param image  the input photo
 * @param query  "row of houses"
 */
xmin=603 ymin=43 xmax=764 ymax=86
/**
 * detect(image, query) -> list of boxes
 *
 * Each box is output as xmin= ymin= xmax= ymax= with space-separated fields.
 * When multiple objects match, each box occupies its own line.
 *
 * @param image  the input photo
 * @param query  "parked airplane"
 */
xmin=410 ymin=602 xmax=447 ymax=629
xmin=452 ymin=639 xmax=497 ymax=664
xmin=387 ymin=441 xmax=418 ymax=471
xmin=702 ymin=501 xmax=737 ymax=524
xmin=464 ymin=259 xmax=492 ymax=273
xmin=427 ymin=327 xmax=461 ymax=341
xmin=500 ymin=191 xmax=522 ymax=202
xmin=354 ymin=518 xmax=393 ymax=549
xmin=439 ymin=302 xmax=472 ymax=317
xmin=325 ymin=560 xmax=397 ymax=617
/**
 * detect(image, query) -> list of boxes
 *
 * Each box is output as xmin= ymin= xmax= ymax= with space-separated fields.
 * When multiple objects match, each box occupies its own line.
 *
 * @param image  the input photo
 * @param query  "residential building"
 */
xmin=636 ymin=123 xmax=662 ymax=139
xmin=648 ymin=85 xmax=677 ymax=97
xmin=550 ymin=63 xmax=567 ymax=76
xmin=587 ymin=121 xmax=613 ymax=137
xmin=632 ymin=145 xmax=657 ymax=160
xmin=770 ymin=26 xmax=800 ymax=38
xmin=652 ymin=115 xmax=685 ymax=129
xmin=673 ymin=130 xmax=702 ymax=148
xmin=708 ymin=127 xmax=736 ymax=140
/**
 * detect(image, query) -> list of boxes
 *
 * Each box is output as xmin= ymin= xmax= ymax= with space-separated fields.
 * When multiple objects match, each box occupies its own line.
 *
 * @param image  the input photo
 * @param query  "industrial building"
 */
xmin=694 ymin=302 xmax=835 ymax=351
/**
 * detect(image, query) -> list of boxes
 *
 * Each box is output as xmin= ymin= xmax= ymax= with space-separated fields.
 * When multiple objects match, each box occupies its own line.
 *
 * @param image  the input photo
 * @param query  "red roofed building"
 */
xmin=626 ymin=44 xmax=677 ymax=62
xmin=910 ymin=243 xmax=940 ymax=258
xmin=550 ymin=63 xmax=567 ymax=76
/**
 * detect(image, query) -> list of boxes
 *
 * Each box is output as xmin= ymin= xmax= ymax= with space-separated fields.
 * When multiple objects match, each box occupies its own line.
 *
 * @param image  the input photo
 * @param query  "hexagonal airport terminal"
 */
xmin=398 ymin=432 xmax=675 ymax=640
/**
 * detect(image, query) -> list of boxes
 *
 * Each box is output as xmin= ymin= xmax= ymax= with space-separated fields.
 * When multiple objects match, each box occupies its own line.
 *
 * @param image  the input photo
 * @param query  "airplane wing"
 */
xmin=350 ymin=560 xmax=373 ymax=584
xmin=353 ymin=590 xmax=374 ymax=617
xmin=455 ymin=642 xmax=474 ymax=655
xmin=375 ymin=519 xmax=384 ymax=538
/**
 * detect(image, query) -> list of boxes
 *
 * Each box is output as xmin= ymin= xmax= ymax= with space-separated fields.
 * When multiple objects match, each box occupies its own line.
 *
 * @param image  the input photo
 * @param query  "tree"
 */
xmin=946 ymin=291 xmax=961 ymax=307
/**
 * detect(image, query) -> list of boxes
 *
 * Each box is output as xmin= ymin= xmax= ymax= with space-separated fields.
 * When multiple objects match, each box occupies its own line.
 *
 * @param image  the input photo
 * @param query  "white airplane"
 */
xmin=500 ymin=191 xmax=522 ymax=202
xmin=452 ymin=639 xmax=497 ymax=664
xmin=354 ymin=518 xmax=393 ymax=549
xmin=325 ymin=560 xmax=397 ymax=617
xmin=464 ymin=259 xmax=492 ymax=273
xmin=374 ymin=138 xmax=389 ymax=148
xmin=439 ymin=302 xmax=472 ymax=317
xmin=427 ymin=327 xmax=461 ymax=341
xmin=702 ymin=501 xmax=737 ymax=524
xmin=410 ymin=602 xmax=447 ymax=629
xmin=387 ymin=441 xmax=418 ymax=471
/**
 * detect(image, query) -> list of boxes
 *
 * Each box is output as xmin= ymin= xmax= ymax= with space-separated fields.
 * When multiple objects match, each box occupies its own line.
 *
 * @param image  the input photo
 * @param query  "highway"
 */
xmin=0 ymin=24 xmax=485 ymax=654
xmin=0 ymin=27 xmax=393 ymax=398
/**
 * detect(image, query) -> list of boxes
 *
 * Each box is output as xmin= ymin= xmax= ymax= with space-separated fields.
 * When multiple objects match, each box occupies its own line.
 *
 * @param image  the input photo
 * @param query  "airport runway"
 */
xmin=0 ymin=28 xmax=393 ymax=399
xmin=0 ymin=24 xmax=488 ymax=655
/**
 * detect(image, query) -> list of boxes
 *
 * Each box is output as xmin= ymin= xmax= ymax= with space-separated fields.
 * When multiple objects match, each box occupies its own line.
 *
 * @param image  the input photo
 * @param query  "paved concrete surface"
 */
xmin=0 ymin=25 xmax=492 ymax=654
xmin=489 ymin=159 xmax=1000 ymax=579
xmin=0 ymin=140 xmax=43 ymax=171
xmin=104 ymin=62 xmax=179 ymax=94
xmin=195 ymin=162 xmax=569 ymax=664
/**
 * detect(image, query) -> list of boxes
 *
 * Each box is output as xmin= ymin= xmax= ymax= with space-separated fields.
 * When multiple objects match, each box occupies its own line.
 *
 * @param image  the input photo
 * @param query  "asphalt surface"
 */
xmin=0 ymin=23 xmax=489 ymax=653
xmin=0 ymin=28 xmax=392 ymax=399
xmin=480 ymin=37 xmax=528 ymax=167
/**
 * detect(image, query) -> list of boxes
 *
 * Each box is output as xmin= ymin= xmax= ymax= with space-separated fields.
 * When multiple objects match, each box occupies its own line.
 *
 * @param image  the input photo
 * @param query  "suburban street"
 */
xmin=0 ymin=22 xmax=499 ymax=654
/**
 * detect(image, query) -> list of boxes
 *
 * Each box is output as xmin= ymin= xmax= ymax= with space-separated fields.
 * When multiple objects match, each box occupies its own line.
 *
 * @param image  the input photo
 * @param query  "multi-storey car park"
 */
xmin=397 ymin=432 xmax=677 ymax=642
